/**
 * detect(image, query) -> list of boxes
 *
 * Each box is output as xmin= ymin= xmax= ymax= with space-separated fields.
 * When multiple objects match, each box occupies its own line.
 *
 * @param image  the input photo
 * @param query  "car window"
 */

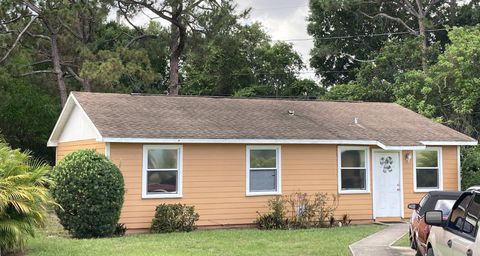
xmin=418 ymin=194 xmax=430 ymax=213
xmin=463 ymin=195 xmax=480 ymax=239
xmin=448 ymin=195 xmax=472 ymax=231
xmin=434 ymin=199 xmax=456 ymax=216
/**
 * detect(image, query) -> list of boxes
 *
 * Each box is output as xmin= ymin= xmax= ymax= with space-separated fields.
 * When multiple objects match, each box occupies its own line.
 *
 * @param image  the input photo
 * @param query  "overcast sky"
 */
xmin=125 ymin=0 xmax=315 ymax=79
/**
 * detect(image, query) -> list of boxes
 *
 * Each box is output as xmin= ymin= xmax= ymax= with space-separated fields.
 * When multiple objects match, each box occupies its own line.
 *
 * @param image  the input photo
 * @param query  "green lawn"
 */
xmin=27 ymin=224 xmax=383 ymax=256
xmin=392 ymin=234 xmax=410 ymax=247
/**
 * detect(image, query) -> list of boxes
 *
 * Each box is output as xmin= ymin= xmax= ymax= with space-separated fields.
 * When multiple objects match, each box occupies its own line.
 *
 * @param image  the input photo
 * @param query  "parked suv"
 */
xmin=408 ymin=191 xmax=462 ymax=256
xmin=425 ymin=190 xmax=480 ymax=256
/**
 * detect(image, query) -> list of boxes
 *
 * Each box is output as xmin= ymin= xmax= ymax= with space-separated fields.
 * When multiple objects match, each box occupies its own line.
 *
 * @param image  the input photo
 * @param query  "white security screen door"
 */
xmin=373 ymin=151 xmax=402 ymax=218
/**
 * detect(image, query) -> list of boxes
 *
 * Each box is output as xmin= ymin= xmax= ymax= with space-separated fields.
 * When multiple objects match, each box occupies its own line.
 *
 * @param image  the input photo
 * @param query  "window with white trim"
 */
xmin=414 ymin=148 xmax=441 ymax=191
xmin=247 ymin=146 xmax=281 ymax=196
xmin=338 ymin=147 xmax=369 ymax=193
xmin=143 ymin=145 xmax=182 ymax=198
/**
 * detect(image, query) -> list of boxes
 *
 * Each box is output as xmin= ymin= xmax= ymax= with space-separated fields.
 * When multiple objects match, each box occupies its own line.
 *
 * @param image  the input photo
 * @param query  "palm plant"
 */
xmin=0 ymin=140 xmax=54 ymax=255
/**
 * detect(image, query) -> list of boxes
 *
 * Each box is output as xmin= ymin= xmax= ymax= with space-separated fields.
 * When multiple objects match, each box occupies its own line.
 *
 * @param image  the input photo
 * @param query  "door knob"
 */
xmin=447 ymin=240 xmax=452 ymax=248
xmin=467 ymin=249 xmax=473 ymax=256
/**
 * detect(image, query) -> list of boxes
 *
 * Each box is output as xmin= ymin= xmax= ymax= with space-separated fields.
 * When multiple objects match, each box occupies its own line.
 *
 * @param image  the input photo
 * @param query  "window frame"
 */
xmin=413 ymin=147 xmax=443 ymax=192
xmin=142 ymin=144 xmax=183 ymax=199
xmin=337 ymin=146 xmax=370 ymax=194
xmin=246 ymin=145 xmax=282 ymax=196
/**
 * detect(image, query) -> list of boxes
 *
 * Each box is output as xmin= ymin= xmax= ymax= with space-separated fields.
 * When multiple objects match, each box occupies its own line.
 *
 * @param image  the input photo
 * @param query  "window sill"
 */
xmin=338 ymin=190 xmax=370 ymax=194
xmin=142 ymin=193 xmax=183 ymax=199
xmin=246 ymin=191 xmax=282 ymax=197
xmin=414 ymin=188 xmax=441 ymax=193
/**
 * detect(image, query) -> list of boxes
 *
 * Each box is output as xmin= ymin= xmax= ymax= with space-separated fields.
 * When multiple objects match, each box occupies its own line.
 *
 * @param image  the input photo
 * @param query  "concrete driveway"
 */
xmin=349 ymin=223 xmax=415 ymax=256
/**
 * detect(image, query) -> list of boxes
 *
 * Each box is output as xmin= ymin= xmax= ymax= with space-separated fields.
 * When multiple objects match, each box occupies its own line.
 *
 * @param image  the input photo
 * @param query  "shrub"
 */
xmin=151 ymin=204 xmax=199 ymax=233
xmin=0 ymin=141 xmax=55 ymax=255
xmin=52 ymin=149 xmax=125 ymax=238
xmin=461 ymin=146 xmax=480 ymax=189
xmin=255 ymin=192 xmax=339 ymax=230
xmin=255 ymin=196 xmax=287 ymax=229
xmin=113 ymin=223 xmax=127 ymax=237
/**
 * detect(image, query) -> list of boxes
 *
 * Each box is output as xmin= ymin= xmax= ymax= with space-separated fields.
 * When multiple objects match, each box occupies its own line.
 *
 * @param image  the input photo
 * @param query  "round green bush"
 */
xmin=52 ymin=149 xmax=125 ymax=238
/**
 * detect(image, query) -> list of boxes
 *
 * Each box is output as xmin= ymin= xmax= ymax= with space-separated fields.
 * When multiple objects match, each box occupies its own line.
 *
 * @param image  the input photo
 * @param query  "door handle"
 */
xmin=447 ymin=240 xmax=452 ymax=248
xmin=467 ymin=249 xmax=473 ymax=256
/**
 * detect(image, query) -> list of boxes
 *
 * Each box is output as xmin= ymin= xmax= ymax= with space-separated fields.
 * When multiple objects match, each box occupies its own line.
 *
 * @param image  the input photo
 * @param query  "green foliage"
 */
xmin=461 ymin=146 xmax=480 ymax=190
xmin=150 ymin=204 xmax=199 ymax=233
xmin=255 ymin=192 xmax=338 ymax=230
xmin=394 ymin=26 xmax=480 ymax=136
xmin=255 ymin=196 xmax=287 ymax=230
xmin=52 ymin=149 xmax=124 ymax=238
xmin=0 ymin=141 xmax=54 ymax=254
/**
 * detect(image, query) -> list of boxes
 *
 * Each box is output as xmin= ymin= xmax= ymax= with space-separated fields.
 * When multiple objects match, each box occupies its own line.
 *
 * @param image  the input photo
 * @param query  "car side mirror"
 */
xmin=425 ymin=210 xmax=444 ymax=226
xmin=408 ymin=203 xmax=419 ymax=210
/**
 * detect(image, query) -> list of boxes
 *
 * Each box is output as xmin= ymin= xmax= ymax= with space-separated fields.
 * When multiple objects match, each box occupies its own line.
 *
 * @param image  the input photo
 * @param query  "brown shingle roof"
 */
xmin=72 ymin=92 xmax=476 ymax=147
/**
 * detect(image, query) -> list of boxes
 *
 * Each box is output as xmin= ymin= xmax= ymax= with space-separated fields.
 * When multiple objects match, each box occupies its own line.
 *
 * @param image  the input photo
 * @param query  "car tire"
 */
xmin=427 ymin=247 xmax=434 ymax=256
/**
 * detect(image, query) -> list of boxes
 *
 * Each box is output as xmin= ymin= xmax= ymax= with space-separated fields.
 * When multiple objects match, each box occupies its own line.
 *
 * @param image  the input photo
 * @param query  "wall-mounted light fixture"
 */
xmin=405 ymin=152 xmax=412 ymax=162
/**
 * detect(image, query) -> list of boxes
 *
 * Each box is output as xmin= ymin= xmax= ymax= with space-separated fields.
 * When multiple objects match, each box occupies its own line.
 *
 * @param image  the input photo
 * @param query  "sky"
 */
xmin=123 ymin=0 xmax=316 ymax=80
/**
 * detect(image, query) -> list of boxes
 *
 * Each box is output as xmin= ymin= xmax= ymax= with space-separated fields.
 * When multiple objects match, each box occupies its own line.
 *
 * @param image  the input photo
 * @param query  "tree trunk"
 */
xmin=83 ymin=78 xmax=92 ymax=92
xmin=168 ymin=23 xmax=180 ymax=95
xmin=418 ymin=19 xmax=428 ymax=73
xmin=51 ymin=34 xmax=68 ymax=106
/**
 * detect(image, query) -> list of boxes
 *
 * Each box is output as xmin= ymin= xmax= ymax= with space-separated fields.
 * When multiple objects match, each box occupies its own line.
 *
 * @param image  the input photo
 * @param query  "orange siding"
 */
xmin=56 ymin=139 xmax=106 ymax=163
xmin=111 ymin=143 xmax=375 ymax=230
xmin=402 ymin=146 xmax=459 ymax=218
xmin=107 ymin=143 xmax=459 ymax=230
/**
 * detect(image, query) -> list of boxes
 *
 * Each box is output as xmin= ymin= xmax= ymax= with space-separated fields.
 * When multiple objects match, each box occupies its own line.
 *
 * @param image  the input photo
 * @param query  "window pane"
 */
xmin=250 ymin=149 xmax=276 ymax=168
xmin=416 ymin=150 xmax=438 ymax=167
xmin=434 ymin=200 xmax=456 ymax=216
xmin=341 ymin=168 xmax=366 ymax=190
xmin=467 ymin=195 xmax=480 ymax=219
xmin=250 ymin=169 xmax=276 ymax=192
xmin=148 ymin=149 xmax=177 ymax=169
xmin=416 ymin=168 xmax=438 ymax=188
xmin=147 ymin=171 xmax=177 ymax=193
xmin=341 ymin=150 xmax=365 ymax=168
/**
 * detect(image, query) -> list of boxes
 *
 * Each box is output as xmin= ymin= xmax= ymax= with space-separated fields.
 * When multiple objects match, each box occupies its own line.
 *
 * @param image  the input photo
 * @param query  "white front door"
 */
xmin=373 ymin=151 xmax=402 ymax=218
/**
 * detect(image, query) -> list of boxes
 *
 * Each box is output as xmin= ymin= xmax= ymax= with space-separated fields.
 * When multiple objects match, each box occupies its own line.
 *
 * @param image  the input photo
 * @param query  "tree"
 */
xmin=394 ymin=26 xmax=480 ymax=137
xmin=0 ymin=140 xmax=55 ymax=255
xmin=117 ymin=0 xmax=230 ymax=95
xmin=308 ymin=0 xmax=480 ymax=86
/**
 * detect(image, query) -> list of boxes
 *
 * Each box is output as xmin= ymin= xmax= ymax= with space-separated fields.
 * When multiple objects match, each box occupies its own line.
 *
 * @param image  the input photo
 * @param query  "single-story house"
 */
xmin=48 ymin=92 xmax=477 ymax=232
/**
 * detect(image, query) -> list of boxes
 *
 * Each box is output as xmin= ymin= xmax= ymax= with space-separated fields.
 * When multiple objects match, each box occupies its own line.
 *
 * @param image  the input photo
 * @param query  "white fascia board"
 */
xmin=47 ymin=93 xmax=103 ymax=147
xmin=101 ymin=137 xmax=380 ymax=145
xmin=420 ymin=141 xmax=478 ymax=146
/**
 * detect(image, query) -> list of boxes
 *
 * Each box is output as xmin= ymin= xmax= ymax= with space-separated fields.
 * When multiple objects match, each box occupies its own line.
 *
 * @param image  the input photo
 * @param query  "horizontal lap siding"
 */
xmin=111 ymin=143 xmax=374 ymax=230
xmin=403 ymin=146 xmax=459 ymax=218
xmin=55 ymin=139 xmax=105 ymax=163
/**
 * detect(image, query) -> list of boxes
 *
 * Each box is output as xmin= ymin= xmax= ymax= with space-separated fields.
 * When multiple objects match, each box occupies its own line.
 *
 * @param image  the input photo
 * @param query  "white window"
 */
xmin=246 ymin=145 xmax=281 ymax=196
xmin=142 ymin=145 xmax=182 ymax=198
xmin=414 ymin=148 xmax=442 ymax=192
xmin=338 ymin=146 xmax=370 ymax=193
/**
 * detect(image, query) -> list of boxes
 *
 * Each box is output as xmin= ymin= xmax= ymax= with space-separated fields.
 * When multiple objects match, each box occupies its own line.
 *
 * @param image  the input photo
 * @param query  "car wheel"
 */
xmin=427 ymin=247 xmax=434 ymax=256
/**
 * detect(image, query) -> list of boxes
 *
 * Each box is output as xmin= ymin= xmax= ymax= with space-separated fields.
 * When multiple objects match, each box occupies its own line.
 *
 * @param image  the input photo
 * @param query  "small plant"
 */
xmin=151 ymin=204 xmax=199 ymax=233
xmin=286 ymin=193 xmax=317 ymax=229
xmin=340 ymin=214 xmax=352 ymax=227
xmin=113 ymin=223 xmax=127 ymax=237
xmin=255 ymin=196 xmax=287 ymax=229
xmin=329 ymin=216 xmax=336 ymax=227
xmin=52 ymin=149 xmax=125 ymax=238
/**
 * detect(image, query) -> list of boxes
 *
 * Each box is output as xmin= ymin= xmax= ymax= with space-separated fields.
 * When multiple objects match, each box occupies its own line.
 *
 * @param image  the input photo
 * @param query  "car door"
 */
xmin=451 ymin=194 xmax=480 ymax=256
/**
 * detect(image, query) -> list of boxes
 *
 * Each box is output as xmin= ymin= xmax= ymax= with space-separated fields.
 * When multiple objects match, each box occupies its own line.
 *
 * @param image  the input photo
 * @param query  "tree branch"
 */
xmin=424 ymin=0 xmax=441 ymax=15
xmin=0 ymin=15 xmax=37 ymax=65
xmin=360 ymin=11 xmax=418 ymax=35
xmin=18 ymin=69 xmax=54 ymax=76
xmin=1 ymin=14 xmax=35 ymax=25
xmin=26 ymin=31 xmax=50 ymax=41
xmin=126 ymin=34 xmax=158 ymax=47
xmin=398 ymin=0 xmax=419 ymax=17
xmin=23 ymin=0 xmax=42 ymax=14
xmin=59 ymin=19 xmax=83 ymax=40
xmin=66 ymin=66 xmax=84 ymax=83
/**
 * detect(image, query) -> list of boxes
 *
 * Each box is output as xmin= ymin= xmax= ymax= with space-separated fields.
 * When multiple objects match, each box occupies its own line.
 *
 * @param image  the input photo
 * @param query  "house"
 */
xmin=48 ymin=92 xmax=477 ymax=232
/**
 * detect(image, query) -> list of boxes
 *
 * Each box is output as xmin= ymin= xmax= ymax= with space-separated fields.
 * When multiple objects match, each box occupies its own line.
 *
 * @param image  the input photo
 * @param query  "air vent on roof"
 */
xmin=288 ymin=110 xmax=295 ymax=116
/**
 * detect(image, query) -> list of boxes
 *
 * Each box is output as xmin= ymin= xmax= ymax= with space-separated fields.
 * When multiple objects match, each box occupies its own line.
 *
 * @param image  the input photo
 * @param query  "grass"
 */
xmin=27 ymin=216 xmax=384 ymax=256
xmin=392 ymin=234 xmax=411 ymax=247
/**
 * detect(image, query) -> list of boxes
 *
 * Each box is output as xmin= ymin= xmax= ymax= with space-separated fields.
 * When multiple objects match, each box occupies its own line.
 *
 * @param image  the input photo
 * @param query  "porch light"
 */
xmin=405 ymin=152 xmax=412 ymax=162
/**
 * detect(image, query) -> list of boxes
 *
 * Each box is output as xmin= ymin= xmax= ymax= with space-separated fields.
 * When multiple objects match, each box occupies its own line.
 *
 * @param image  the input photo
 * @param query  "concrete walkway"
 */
xmin=349 ymin=223 xmax=415 ymax=256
